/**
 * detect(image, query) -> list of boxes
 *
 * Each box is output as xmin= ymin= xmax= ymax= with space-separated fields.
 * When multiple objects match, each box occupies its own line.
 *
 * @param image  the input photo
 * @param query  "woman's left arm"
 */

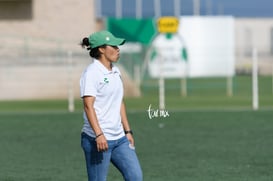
xmin=120 ymin=100 xmax=134 ymax=146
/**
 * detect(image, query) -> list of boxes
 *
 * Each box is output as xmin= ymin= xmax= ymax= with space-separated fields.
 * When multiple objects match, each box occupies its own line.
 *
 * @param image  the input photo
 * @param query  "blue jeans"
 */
xmin=81 ymin=132 xmax=143 ymax=181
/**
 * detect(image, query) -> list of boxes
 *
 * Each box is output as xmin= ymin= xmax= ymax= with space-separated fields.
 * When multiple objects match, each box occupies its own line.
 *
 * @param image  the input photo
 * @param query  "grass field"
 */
xmin=1 ymin=110 xmax=273 ymax=181
xmin=0 ymin=76 xmax=273 ymax=181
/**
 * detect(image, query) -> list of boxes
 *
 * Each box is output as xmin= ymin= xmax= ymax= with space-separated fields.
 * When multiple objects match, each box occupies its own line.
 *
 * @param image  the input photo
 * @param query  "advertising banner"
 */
xmin=147 ymin=16 xmax=235 ymax=78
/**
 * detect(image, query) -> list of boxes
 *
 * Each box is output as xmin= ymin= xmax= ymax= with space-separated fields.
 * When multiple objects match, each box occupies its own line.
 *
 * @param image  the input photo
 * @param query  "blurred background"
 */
xmin=0 ymin=0 xmax=272 ymax=110
xmin=1 ymin=1 xmax=273 ymax=180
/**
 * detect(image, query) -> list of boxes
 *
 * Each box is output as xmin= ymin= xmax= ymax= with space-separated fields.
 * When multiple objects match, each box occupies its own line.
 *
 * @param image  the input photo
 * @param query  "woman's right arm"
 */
xmin=83 ymin=96 xmax=108 ymax=152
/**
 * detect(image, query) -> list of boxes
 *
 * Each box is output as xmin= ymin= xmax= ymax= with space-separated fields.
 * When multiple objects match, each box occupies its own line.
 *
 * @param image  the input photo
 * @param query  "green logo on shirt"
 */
xmin=104 ymin=78 xmax=109 ymax=83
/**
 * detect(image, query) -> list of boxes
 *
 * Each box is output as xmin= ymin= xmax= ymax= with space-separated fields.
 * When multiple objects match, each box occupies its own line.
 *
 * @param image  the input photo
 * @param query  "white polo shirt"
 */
xmin=80 ymin=59 xmax=125 ymax=140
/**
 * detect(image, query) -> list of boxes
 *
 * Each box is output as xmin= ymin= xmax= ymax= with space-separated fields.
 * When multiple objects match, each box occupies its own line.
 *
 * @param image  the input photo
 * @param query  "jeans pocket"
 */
xmin=81 ymin=136 xmax=91 ymax=151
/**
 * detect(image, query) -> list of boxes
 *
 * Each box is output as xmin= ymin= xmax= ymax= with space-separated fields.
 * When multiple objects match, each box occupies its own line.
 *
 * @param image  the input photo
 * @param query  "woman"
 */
xmin=80 ymin=30 xmax=143 ymax=181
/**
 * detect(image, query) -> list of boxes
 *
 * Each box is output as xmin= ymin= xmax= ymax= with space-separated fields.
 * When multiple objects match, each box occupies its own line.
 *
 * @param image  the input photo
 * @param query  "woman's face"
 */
xmin=101 ymin=45 xmax=120 ymax=63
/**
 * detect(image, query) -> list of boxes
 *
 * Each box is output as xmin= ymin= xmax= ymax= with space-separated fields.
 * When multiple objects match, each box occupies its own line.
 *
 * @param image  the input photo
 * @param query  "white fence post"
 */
xmin=67 ymin=51 xmax=75 ymax=112
xmin=252 ymin=48 xmax=259 ymax=110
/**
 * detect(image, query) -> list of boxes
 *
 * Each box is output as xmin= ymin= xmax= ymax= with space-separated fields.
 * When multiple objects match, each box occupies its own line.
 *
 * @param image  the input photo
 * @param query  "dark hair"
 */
xmin=80 ymin=37 xmax=90 ymax=49
xmin=80 ymin=37 xmax=104 ymax=59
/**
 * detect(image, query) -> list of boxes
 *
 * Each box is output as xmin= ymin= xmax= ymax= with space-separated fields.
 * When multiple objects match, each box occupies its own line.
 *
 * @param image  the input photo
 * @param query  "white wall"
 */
xmin=235 ymin=18 xmax=273 ymax=56
xmin=179 ymin=16 xmax=235 ymax=77
xmin=235 ymin=18 xmax=273 ymax=74
xmin=0 ymin=0 xmax=95 ymax=44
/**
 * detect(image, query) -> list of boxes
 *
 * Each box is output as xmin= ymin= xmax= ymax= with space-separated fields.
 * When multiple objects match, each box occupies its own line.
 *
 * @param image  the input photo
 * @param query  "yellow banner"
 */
xmin=157 ymin=17 xmax=179 ymax=33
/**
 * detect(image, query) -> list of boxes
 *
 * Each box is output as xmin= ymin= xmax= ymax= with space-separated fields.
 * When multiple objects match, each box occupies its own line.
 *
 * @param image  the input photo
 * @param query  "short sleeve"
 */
xmin=80 ymin=68 xmax=98 ymax=98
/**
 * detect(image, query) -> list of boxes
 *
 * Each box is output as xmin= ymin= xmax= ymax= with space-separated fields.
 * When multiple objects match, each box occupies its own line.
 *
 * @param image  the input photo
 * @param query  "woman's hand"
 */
xmin=96 ymin=134 xmax=108 ymax=152
xmin=126 ymin=133 xmax=134 ymax=147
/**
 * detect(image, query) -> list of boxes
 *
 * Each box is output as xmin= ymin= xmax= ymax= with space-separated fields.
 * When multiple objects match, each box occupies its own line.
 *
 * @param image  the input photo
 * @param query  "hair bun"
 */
xmin=80 ymin=37 xmax=90 ymax=50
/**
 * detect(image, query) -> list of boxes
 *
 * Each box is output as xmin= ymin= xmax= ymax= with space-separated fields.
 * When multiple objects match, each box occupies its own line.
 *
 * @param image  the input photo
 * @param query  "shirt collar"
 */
xmin=94 ymin=59 xmax=117 ymax=75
